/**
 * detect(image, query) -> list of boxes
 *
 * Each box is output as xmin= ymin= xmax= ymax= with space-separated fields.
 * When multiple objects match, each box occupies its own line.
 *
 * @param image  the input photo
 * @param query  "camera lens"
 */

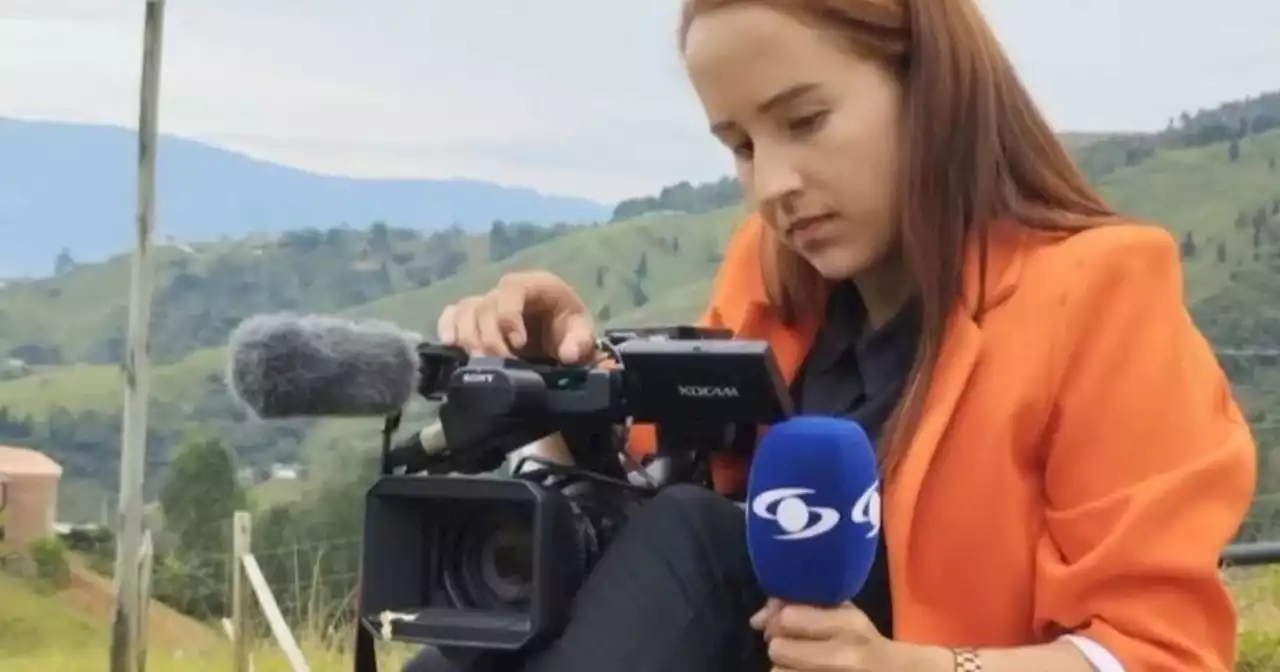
xmin=479 ymin=527 xmax=533 ymax=602
xmin=442 ymin=513 xmax=534 ymax=611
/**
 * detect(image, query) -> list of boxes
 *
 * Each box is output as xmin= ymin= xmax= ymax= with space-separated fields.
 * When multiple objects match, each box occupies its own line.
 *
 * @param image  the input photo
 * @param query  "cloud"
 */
xmin=2 ymin=0 xmax=1278 ymax=201
xmin=0 ymin=0 xmax=126 ymax=24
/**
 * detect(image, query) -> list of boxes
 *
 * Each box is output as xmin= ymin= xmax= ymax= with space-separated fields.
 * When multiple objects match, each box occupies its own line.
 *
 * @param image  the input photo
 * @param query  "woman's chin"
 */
xmin=802 ymin=249 xmax=872 ymax=282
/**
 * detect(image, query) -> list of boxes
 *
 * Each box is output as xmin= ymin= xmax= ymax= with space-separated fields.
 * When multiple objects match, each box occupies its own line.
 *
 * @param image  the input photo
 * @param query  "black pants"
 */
xmin=402 ymin=485 xmax=770 ymax=672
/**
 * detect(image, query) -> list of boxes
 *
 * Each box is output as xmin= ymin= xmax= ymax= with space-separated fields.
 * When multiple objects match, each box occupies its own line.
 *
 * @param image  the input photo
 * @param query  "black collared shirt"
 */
xmin=789 ymin=281 xmax=921 ymax=639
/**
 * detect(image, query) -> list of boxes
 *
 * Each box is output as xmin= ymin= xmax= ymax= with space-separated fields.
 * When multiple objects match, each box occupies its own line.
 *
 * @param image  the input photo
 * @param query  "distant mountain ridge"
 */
xmin=0 ymin=117 xmax=612 ymax=278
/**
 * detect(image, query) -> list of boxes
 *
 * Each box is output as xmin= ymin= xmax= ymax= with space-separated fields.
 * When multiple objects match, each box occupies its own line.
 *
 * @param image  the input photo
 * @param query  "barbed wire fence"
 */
xmin=116 ymin=510 xmax=371 ymax=671
xmin=115 ymin=462 xmax=1280 ymax=667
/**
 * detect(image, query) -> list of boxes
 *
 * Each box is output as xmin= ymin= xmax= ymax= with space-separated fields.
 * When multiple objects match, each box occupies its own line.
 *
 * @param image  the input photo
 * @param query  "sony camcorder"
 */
xmin=354 ymin=325 xmax=793 ymax=668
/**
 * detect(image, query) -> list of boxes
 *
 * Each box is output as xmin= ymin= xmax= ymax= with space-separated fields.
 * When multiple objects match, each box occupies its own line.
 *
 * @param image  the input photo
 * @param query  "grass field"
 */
xmin=3 ymin=562 xmax=1277 ymax=670
xmin=0 ymin=560 xmax=415 ymax=672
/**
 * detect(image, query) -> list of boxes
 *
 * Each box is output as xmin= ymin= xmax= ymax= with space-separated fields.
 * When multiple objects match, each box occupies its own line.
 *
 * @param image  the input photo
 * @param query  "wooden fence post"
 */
xmin=232 ymin=511 xmax=253 ymax=672
xmin=135 ymin=530 xmax=154 ymax=672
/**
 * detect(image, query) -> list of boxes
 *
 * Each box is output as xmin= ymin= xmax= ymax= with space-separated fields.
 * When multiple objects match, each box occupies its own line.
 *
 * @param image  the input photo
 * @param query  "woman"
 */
xmin=411 ymin=0 xmax=1257 ymax=670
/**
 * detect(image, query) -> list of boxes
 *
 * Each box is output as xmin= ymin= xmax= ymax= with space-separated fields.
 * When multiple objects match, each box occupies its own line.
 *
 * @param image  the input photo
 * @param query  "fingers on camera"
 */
xmin=438 ymin=290 xmax=527 ymax=358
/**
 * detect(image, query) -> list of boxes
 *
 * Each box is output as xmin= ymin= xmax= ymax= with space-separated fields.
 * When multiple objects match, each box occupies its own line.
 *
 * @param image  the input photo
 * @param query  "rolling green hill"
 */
xmin=0 ymin=130 xmax=1135 ymax=369
xmin=2 ymin=97 xmax=1280 ymax=531
xmin=0 ymin=222 xmax=574 ymax=366
xmin=6 ymin=130 xmax=1278 ymax=415
xmin=0 ymin=206 xmax=743 ymax=416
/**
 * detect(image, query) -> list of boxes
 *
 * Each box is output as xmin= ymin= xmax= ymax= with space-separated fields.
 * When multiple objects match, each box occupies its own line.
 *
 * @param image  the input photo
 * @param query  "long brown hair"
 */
xmin=679 ymin=0 xmax=1118 ymax=475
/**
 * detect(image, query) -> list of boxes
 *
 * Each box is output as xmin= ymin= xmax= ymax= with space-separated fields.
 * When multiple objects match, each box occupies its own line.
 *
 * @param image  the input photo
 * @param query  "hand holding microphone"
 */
xmin=744 ymin=417 xmax=920 ymax=672
xmin=751 ymin=600 xmax=894 ymax=671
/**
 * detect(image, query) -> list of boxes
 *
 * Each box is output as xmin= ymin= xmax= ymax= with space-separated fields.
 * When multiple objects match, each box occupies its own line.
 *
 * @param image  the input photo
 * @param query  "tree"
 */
xmin=154 ymin=432 xmax=247 ymax=619
xmin=368 ymin=221 xmax=391 ymax=255
xmin=1180 ymin=231 xmax=1197 ymax=259
xmin=54 ymin=247 xmax=75 ymax=276
xmin=159 ymin=433 xmax=246 ymax=557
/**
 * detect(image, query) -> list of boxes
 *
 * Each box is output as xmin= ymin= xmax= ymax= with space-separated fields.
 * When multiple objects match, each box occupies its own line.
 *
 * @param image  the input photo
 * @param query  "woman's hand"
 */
xmin=436 ymin=270 xmax=597 ymax=363
xmin=751 ymin=599 xmax=943 ymax=672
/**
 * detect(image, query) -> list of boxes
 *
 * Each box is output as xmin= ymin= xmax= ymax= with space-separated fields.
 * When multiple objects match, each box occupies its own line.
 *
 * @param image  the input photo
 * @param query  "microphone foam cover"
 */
xmin=746 ymin=415 xmax=881 ymax=605
xmin=226 ymin=312 xmax=422 ymax=419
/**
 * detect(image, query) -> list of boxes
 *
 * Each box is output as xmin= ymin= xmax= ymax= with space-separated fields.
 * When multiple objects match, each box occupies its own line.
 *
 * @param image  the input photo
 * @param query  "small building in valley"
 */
xmin=0 ymin=445 xmax=62 ymax=551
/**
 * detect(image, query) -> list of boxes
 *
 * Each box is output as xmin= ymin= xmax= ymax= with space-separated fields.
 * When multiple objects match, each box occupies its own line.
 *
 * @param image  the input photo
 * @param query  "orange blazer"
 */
xmin=627 ymin=215 xmax=1257 ymax=670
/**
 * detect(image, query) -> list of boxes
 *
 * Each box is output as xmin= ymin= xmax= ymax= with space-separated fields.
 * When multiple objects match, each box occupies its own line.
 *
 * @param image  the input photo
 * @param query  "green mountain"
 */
xmin=2 ymin=93 xmax=1279 ymax=540
xmin=0 ymin=221 xmax=575 ymax=365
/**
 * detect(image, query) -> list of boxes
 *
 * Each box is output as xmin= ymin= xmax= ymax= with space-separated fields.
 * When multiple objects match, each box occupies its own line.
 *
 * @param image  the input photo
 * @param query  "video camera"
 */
xmin=354 ymin=325 xmax=793 ymax=668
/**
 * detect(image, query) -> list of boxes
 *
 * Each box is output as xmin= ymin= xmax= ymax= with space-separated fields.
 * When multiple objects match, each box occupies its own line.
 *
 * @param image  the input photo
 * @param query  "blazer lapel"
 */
xmin=884 ymin=220 xmax=1026 ymax=603
xmin=885 ymin=307 xmax=982 ymax=564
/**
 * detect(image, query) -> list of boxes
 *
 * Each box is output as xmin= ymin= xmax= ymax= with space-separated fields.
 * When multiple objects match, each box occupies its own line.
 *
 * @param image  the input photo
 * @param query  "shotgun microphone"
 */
xmin=225 ymin=312 xmax=424 ymax=419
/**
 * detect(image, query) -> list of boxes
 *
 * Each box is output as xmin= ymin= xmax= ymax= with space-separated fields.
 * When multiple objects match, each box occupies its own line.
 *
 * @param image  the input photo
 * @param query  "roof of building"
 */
xmin=0 ymin=445 xmax=63 ymax=477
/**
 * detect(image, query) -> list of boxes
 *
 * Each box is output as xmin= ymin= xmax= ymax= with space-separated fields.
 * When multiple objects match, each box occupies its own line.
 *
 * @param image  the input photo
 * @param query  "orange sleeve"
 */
xmin=1032 ymin=225 xmax=1257 ymax=670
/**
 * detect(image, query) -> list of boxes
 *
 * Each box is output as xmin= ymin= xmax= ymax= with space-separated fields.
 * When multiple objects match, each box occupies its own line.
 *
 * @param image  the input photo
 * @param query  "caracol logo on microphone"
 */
xmin=751 ymin=482 xmax=881 ymax=540
xmin=851 ymin=480 xmax=881 ymax=539
xmin=751 ymin=487 xmax=840 ymax=540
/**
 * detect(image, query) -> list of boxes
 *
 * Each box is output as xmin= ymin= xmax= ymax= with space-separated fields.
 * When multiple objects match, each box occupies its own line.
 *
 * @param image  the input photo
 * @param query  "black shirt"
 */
xmin=789 ymin=281 xmax=921 ymax=639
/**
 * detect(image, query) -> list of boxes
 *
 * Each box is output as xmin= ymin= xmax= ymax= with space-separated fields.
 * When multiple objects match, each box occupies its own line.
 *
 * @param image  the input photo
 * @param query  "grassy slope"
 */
xmin=0 ymin=230 xmax=495 ymax=363
xmin=1 ymin=563 xmax=1275 ymax=670
xmin=0 ymin=206 xmax=743 ymax=417
xmin=0 ymin=130 xmax=1122 ymax=369
xmin=1059 ymin=130 xmax=1143 ymax=150
xmin=1094 ymin=128 xmax=1280 ymax=302
xmin=4 ymin=130 xmax=1279 ymax=419
xmin=0 ymin=244 xmax=197 ymax=361
xmin=0 ymin=558 xmax=414 ymax=671
xmin=346 ymin=207 xmax=743 ymax=330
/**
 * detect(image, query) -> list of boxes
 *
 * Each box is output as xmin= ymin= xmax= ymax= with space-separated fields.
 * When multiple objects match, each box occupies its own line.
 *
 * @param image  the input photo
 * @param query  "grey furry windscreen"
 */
xmin=225 ymin=313 xmax=422 ymax=419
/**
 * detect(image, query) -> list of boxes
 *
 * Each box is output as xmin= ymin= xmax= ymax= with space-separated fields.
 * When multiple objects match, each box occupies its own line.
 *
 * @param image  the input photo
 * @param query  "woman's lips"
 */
xmin=787 ymin=213 xmax=838 ymax=247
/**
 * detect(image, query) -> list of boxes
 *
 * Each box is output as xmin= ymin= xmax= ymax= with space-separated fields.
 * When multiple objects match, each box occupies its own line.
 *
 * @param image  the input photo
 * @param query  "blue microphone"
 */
xmin=745 ymin=416 xmax=881 ymax=605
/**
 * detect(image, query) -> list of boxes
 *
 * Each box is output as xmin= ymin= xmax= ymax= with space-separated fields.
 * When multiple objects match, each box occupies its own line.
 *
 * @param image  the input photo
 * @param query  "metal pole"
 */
xmin=1221 ymin=541 xmax=1280 ymax=567
xmin=109 ymin=1 xmax=166 ymax=670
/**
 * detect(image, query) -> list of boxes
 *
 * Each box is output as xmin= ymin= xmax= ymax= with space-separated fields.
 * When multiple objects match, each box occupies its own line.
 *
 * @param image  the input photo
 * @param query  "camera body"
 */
xmin=355 ymin=325 xmax=793 ymax=660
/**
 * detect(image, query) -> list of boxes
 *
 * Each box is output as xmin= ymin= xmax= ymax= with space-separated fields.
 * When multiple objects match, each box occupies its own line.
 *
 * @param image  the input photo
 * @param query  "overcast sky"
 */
xmin=2 ymin=0 xmax=1278 ymax=202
